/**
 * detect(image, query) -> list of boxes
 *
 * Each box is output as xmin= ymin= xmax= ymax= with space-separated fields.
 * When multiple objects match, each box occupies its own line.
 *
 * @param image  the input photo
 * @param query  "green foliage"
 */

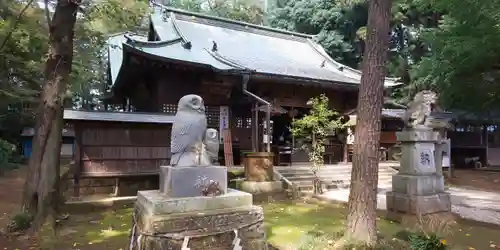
xmin=0 ymin=1 xmax=46 ymax=142
xmin=408 ymin=232 xmax=447 ymax=250
xmin=0 ymin=0 xmax=148 ymax=151
xmin=268 ymin=0 xmax=368 ymax=68
xmin=169 ymin=0 xmax=264 ymax=24
xmin=70 ymin=0 xmax=148 ymax=110
xmin=7 ymin=212 xmax=34 ymax=232
xmin=411 ymin=0 xmax=500 ymax=110
xmin=292 ymin=94 xmax=344 ymax=172
xmin=0 ymin=138 xmax=15 ymax=167
xmin=227 ymin=169 xmax=244 ymax=189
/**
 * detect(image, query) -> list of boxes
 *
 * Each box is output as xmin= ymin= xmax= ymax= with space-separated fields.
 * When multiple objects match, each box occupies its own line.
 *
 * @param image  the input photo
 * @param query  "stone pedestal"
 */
xmin=386 ymin=129 xmax=451 ymax=220
xmin=133 ymin=189 xmax=267 ymax=250
xmin=131 ymin=164 xmax=268 ymax=250
xmin=240 ymin=181 xmax=284 ymax=202
xmin=243 ymin=152 xmax=274 ymax=182
xmin=241 ymin=152 xmax=285 ymax=202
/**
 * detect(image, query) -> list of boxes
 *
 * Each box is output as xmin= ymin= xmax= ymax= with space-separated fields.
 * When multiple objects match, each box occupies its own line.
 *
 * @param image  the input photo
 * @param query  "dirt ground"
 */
xmin=0 ymin=167 xmax=499 ymax=249
xmin=0 ymin=167 xmax=39 ymax=249
xmin=447 ymin=169 xmax=500 ymax=192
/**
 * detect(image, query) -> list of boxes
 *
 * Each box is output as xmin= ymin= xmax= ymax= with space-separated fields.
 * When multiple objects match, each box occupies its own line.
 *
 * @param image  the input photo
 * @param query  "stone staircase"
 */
xmin=276 ymin=162 xmax=399 ymax=193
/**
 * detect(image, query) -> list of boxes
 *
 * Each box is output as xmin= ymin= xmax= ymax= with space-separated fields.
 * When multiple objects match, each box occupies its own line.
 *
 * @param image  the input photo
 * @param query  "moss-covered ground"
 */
xmin=2 ymin=168 xmax=500 ymax=249
xmin=29 ymin=200 xmax=500 ymax=250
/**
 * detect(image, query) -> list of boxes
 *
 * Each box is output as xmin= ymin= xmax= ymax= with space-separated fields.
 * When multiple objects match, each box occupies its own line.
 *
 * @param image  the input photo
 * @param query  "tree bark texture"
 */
xmin=22 ymin=0 xmax=78 ymax=232
xmin=346 ymin=0 xmax=392 ymax=245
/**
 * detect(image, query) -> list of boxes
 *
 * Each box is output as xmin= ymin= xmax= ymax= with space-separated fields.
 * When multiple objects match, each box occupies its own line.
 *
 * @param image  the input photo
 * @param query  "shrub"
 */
xmin=408 ymin=232 xmax=447 ymax=250
xmin=227 ymin=170 xmax=245 ymax=189
xmin=0 ymin=138 xmax=16 ymax=171
xmin=7 ymin=212 xmax=34 ymax=232
xmin=404 ymin=213 xmax=454 ymax=250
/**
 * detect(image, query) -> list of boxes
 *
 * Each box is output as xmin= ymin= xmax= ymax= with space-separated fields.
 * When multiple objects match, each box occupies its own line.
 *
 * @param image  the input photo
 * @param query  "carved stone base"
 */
xmin=132 ymin=189 xmax=268 ymax=250
xmin=240 ymin=181 xmax=283 ymax=194
xmin=241 ymin=181 xmax=285 ymax=203
xmin=392 ymin=174 xmax=445 ymax=196
xmin=386 ymin=191 xmax=451 ymax=215
xmin=386 ymin=211 xmax=457 ymax=230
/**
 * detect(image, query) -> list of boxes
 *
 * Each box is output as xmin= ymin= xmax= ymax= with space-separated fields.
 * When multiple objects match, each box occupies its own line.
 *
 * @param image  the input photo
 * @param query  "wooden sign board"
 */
xmin=223 ymin=128 xmax=234 ymax=167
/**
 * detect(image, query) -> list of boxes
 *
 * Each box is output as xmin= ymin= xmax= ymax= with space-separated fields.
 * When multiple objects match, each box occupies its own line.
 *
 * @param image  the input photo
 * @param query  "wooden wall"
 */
xmin=254 ymin=81 xmax=357 ymax=111
xmin=75 ymin=121 xmax=171 ymax=177
xmin=155 ymin=69 xmax=233 ymax=109
xmin=126 ymin=67 xmax=359 ymax=157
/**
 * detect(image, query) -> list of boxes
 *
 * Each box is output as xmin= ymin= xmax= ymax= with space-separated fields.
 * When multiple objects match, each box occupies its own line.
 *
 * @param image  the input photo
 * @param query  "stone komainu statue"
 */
xmin=403 ymin=90 xmax=439 ymax=128
xmin=170 ymin=94 xmax=219 ymax=166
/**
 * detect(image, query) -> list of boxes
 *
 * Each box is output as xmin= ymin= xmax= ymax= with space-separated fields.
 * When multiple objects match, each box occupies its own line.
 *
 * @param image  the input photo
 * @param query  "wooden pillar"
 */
xmin=251 ymin=103 xmax=257 ymax=152
xmin=484 ymin=124 xmax=489 ymax=167
xmin=72 ymin=125 xmax=82 ymax=199
xmin=343 ymin=143 xmax=348 ymax=163
xmin=114 ymin=177 xmax=120 ymax=196
xmin=253 ymin=102 xmax=259 ymax=152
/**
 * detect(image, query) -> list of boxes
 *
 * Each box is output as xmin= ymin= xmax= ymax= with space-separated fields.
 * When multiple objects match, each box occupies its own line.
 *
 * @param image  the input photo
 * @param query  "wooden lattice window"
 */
xmin=161 ymin=104 xmax=177 ymax=114
xmin=235 ymin=117 xmax=243 ymax=128
xmin=206 ymin=106 xmax=220 ymax=128
xmin=160 ymin=104 xmax=220 ymax=128
xmin=245 ymin=118 xmax=252 ymax=129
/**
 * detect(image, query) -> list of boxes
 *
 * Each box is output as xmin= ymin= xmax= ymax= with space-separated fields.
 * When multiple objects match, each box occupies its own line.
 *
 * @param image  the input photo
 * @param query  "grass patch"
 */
xmin=262 ymin=200 xmax=404 ymax=249
xmin=40 ymin=204 xmax=134 ymax=249
xmin=41 ymin=200 xmax=500 ymax=249
xmin=263 ymin=200 xmax=500 ymax=249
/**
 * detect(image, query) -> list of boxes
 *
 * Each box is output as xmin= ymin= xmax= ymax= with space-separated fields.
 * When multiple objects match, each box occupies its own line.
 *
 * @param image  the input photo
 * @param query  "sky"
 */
xmin=36 ymin=1 xmax=55 ymax=13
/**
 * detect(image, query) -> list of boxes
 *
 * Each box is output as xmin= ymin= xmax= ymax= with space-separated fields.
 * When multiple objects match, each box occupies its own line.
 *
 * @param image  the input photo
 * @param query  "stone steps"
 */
xmin=277 ymin=164 xmax=398 ymax=193
xmin=281 ymin=170 xmax=395 ymax=179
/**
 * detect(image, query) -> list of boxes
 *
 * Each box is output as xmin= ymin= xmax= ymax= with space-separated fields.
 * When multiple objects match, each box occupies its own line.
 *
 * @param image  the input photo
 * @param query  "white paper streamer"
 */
xmin=181 ymin=236 xmax=191 ymax=250
xmin=232 ymin=229 xmax=242 ymax=250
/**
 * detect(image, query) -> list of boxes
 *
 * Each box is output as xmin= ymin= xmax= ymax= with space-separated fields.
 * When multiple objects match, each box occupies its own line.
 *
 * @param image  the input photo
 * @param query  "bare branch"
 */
xmin=44 ymin=0 xmax=52 ymax=25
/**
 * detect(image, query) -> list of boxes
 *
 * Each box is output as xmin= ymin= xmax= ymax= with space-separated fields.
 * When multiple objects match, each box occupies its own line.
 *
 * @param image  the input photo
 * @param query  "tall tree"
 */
xmin=411 ymin=0 xmax=500 ymax=111
xmin=388 ymin=0 xmax=441 ymax=104
xmin=268 ymin=0 xmax=368 ymax=68
xmin=18 ymin=0 xmax=148 ymax=233
xmin=345 ymin=0 xmax=392 ymax=245
xmin=22 ymin=0 xmax=80 ymax=232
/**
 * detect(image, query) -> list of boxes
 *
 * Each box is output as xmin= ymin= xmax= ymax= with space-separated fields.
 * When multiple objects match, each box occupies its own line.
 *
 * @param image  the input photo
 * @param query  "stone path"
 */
xmin=320 ymin=186 xmax=500 ymax=225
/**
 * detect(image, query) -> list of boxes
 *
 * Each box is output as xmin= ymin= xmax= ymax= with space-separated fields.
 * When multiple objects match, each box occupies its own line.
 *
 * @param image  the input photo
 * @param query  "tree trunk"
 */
xmin=22 ymin=0 xmax=78 ymax=233
xmin=346 ymin=0 xmax=392 ymax=246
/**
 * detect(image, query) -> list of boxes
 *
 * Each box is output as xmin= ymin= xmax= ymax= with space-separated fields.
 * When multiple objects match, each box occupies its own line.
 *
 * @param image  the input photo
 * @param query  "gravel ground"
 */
xmin=320 ymin=186 xmax=500 ymax=225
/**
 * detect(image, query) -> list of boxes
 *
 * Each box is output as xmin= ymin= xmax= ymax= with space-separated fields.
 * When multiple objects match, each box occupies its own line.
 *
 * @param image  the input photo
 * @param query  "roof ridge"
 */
xmin=153 ymin=3 xmax=314 ymax=39
xmin=125 ymin=34 xmax=182 ymax=47
xmin=306 ymin=39 xmax=401 ymax=84
xmin=168 ymin=12 xmax=192 ymax=49
xmin=106 ymin=31 xmax=130 ymax=39
xmin=205 ymin=49 xmax=253 ymax=71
